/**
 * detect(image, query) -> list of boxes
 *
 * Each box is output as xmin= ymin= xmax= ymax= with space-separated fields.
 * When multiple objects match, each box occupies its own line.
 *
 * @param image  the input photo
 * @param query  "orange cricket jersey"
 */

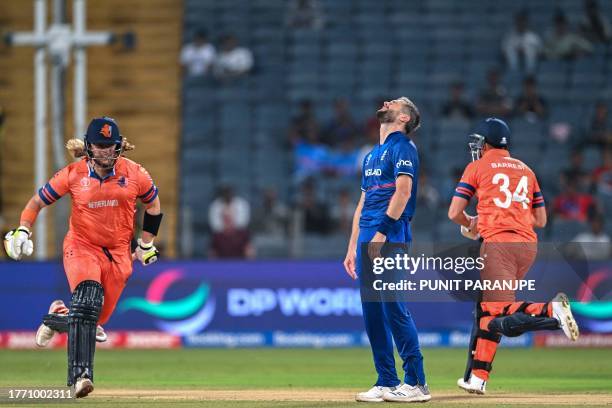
xmin=38 ymin=157 xmax=158 ymax=249
xmin=454 ymin=148 xmax=545 ymax=242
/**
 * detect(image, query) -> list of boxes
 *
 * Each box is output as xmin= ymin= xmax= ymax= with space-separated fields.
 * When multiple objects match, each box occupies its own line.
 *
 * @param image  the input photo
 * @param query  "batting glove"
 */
xmin=136 ymin=238 xmax=159 ymax=266
xmin=460 ymin=215 xmax=480 ymax=241
xmin=4 ymin=227 xmax=34 ymax=260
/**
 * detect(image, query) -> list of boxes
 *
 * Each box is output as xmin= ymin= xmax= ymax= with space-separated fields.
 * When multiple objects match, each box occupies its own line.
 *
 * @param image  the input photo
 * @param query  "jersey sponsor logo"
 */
xmin=396 ymin=159 xmax=413 ymax=168
xmin=88 ymin=199 xmax=119 ymax=209
xmin=100 ymin=124 xmax=112 ymax=138
xmin=365 ymin=168 xmax=382 ymax=176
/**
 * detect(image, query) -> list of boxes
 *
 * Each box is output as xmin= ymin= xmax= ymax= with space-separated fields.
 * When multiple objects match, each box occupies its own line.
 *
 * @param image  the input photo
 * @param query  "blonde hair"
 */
xmin=65 ymin=138 xmax=135 ymax=159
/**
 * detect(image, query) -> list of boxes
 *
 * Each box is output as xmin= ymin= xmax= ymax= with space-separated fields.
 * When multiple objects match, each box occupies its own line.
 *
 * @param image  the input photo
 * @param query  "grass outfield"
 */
xmin=1 ymin=348 xmax=611 ymax=407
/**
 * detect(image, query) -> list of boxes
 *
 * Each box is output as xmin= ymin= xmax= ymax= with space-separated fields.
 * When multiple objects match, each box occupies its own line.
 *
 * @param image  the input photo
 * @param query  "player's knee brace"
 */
xmin=488 ymin=312 xmax=559 ymax=337
xmin=67 ymin=280 xmax=103 ymax=386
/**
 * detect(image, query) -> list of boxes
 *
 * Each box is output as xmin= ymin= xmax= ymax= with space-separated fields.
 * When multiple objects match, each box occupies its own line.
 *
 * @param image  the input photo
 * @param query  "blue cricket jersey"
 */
xmin=359 ymin=131 xmax=419 ymax=228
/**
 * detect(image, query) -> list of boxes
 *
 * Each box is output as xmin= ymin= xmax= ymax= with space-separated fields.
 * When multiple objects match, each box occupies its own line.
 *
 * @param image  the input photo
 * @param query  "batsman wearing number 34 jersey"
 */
xmin=3 ymin=117 xmax=163 ymax=398
xmin=448 ymin=118 xmax=579 ymax=395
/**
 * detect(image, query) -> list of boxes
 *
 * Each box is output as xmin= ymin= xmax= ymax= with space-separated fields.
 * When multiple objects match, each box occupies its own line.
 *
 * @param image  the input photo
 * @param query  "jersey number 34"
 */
xmin=492 ymin=173 xmax=530 ymax=209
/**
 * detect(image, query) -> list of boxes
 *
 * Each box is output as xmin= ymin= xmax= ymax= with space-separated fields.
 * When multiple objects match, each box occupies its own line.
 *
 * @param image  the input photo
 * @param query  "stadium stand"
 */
xmin=180 ymin=0 xmax=612 ymax=258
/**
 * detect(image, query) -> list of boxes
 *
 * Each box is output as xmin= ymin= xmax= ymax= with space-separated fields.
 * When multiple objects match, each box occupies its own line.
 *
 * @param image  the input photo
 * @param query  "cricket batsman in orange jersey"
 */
xmin=447 ymin=118 xmax=579 ymax=395
xmin=3 ymin=117 xmax=163 ymax=398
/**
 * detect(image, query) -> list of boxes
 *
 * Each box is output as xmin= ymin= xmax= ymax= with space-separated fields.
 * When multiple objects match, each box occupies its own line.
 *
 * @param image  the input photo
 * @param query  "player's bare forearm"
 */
xmin=531 ymin=206 xmax=547 ymax=228
xmin=144 ymin=196 xmax=161 ymax=215
xmin=369 ymin=176 xmax=412 ymax=244
xmin=448 ymin=196 xmax=471 ymax=227
xmin=385 ymin=175 xmax=412 ymax=220
xmin=19 ymin=195 xmax=46 ymax=229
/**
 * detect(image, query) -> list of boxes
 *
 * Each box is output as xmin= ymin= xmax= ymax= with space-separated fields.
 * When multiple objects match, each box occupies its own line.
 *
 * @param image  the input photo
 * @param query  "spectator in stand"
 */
xmin=502 ymin=10 xmax=542 ymax=74
xmin=285 ymin=0 xmax=325 ymax=30
xmin=252 ymin=187 xmax=289 ymax=239
xmin=571 ymin=214 xmax=611 ymax=260
xmin=330 ymin=188 xmax=355 ymax=233
xmin=208 ymin=185 xmax=250 ymax=233
xmin=514 ymin=76 xmax=548 ymax=121
xmin=585 ymin=101 xmax=612 ymax=147
xmin=208 ymin=185 xmax=253 ymax=259
xmin=580 ymin=0 xmax=611 ymax=43
xmin=441 ymin=81 xmax=475 ymax=121
xmin=561 ymin=149 xmax=590 ymax=192
xmin=592 ymin=147 xmax=612 ymax=196
xmin=296 ymin=179 xmax=332 ymax=234
xmin=289 ymin=99 xmax=320 ymax=147
xmin=213 ymin=34 xmax=254 ymax=79
xmin=544 ymin=11 xmax=593 ymax=60
xmin=209 ymin=212 xmax=255 ymax=259
xmin=475 ymin=68 xmax=513 ymax=118
xmin=321 ymin=98 xmax=361 ymax=147
xmin=553 ymin=175 xmax=597 ymax=222
xmin=180 ymin=28 xmax=216 ymax=77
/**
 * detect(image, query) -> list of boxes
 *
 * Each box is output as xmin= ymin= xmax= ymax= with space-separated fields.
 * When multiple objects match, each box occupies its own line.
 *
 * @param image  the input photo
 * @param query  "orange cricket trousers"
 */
xmin=63 ymin=235 xmax=133 ymax=325
xmin=472 ymin=234 xmax=552 ymax=381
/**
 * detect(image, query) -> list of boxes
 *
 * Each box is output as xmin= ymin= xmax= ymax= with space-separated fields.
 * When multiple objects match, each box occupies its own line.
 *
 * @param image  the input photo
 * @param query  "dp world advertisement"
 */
xmin=1 ymin=259 xmax=611 ymax=349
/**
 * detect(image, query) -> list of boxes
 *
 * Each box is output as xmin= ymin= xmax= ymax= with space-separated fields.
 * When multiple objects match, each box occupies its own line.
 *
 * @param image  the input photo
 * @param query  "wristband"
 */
xmin=143 ymin=212 xmax=163 ymax=236
xmin=377 ymin=214 xmax=399 ymax=236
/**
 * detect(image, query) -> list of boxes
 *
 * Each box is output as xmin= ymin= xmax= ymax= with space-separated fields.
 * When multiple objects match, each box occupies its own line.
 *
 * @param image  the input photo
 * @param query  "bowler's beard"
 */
xmin=377 ymin=109 xmax=397 ymax=123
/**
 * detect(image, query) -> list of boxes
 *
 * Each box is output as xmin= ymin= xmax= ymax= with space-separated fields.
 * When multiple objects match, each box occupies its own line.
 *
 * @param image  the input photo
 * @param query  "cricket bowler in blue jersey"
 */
xmin=344 ymin=97 xmax=431 ymax=403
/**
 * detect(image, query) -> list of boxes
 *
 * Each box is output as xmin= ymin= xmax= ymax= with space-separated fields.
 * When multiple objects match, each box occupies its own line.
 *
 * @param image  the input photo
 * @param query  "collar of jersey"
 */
xmin=380 ymin=131 xmax=405 ymax=146
xmin=484 ymin=148 xmax=511 ymax=158
xmin=88 ymin=162 xmax=116 ymax=181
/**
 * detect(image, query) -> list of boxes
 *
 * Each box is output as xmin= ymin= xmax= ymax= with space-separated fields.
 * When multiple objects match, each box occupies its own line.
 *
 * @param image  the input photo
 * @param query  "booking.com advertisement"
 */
xmin=1 ymin=247 xmax=610 ymax=349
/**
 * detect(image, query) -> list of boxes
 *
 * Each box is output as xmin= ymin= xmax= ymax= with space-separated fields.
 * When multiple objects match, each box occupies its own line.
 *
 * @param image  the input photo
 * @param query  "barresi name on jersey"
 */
xmin=88 ymin=199 xmax=119 ymax=209
xmin=490 ymin=161 xmax=526 ymax=170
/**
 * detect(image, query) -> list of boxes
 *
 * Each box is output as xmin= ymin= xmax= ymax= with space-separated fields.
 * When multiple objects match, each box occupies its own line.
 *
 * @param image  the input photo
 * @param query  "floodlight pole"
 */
xmin=8 ymin=0 xmax=114 ymax=259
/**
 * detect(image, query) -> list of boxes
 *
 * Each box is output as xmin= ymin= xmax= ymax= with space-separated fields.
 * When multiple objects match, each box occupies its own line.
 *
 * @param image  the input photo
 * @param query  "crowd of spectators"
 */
xmin=181 ymin=29 xmax=254 ymax=80
xmin=193 ymin=1 xmax=611 ymax=258
xmin=502 ymin=2 xmax=608 ymax=75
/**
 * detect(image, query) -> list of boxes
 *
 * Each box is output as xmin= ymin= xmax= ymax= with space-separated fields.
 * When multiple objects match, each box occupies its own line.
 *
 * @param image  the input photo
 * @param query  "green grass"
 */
xmin=1 ymin=348 xmax=611 ymax=407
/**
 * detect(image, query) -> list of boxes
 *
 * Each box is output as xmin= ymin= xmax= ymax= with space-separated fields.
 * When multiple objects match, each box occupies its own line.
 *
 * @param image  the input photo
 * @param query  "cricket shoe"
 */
xmin=35 ymin=300 xmax=69 ymax=347
xmin=35 ymin=300 xmax=108 ymax=347
xmin=383 ymin=384 xmax=431 ymax=402
xmin=457 ymin=374 xmax=486 ymax=395
xmin=552 ymin=292 xmax=580 ymax=341
xmin=74 ymin=377 xmax=94 ymax=398
xmin=355 ymin=385 xmax=398 ymax=402
xmin=96 ymin=325 xmax=108 ymax=342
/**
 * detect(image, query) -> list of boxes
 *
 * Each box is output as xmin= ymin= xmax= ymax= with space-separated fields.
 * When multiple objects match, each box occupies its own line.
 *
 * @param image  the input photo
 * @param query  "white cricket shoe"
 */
xmin=383 ymin=383 xmax=431 ymax=402
xmin=552 ymin=292 xmax=580 ymax=341
xmin=35 ymin=300 xmax=107 ymax=346
xmin=35 ymin=300 xmax=69 ymax=347
xmin=74 ymin=377 xmax=94 ymax=398
xmin=356 ymin=385 xmax=398 ymax=402
xmin=457 ymin=374 xmax=486 ymax=395
xmin=96 ymin=325 xmax=108 ymax=342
